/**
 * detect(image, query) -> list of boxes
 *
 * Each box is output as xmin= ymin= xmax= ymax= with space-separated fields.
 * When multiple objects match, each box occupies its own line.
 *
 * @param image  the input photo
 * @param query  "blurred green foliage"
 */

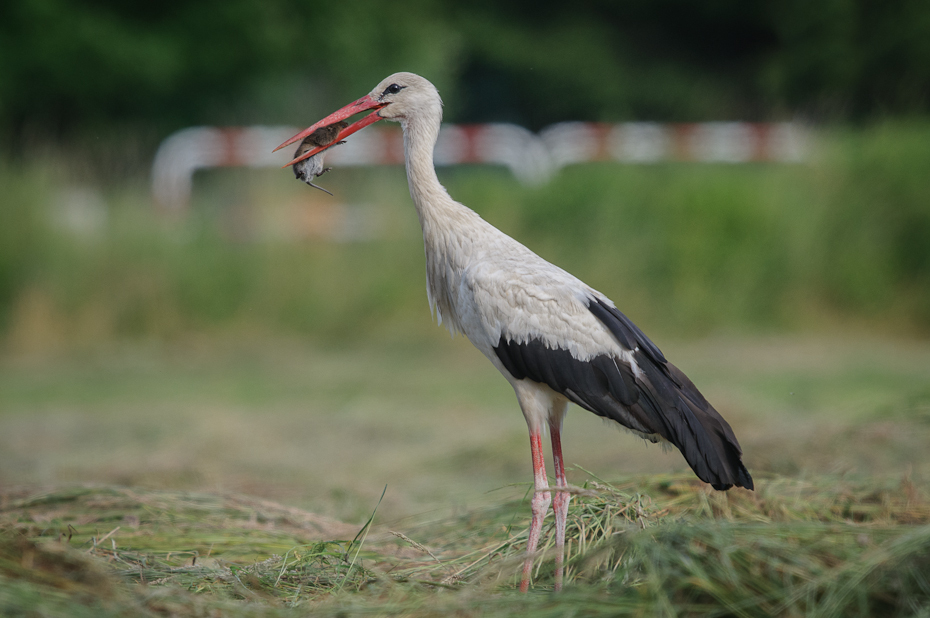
xmin=451 ymin=123 xmax=930 ymax=334
xmin=1 ymin=1 xmax=929 ymax=346
xmin=2 ymin=0 xmax=930 ymax=143
xmin=0 ymin=167 xmax=49 ymax=332
xmin=2 ymin=123 xmax=928 ymax=349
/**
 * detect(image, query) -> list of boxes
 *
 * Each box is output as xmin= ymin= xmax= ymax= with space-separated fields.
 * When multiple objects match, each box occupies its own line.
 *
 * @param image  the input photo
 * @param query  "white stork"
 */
xmin=274 ymin=72 xmax=753 ymax=592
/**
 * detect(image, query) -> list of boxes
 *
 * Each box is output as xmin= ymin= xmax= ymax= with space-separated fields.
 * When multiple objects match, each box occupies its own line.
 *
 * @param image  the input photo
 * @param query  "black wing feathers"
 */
xmin=492 ymin=297 xmax=753 ymax=491
xmin=495 ymin=339 xmax=654 ymax=435
xmin=587 ymin=298 xmax=666 ymax=364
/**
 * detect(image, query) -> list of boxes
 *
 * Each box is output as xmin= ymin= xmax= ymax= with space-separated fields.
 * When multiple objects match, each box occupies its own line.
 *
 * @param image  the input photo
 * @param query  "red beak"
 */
xmin=274 ymin=94 xmax=387 ymax=167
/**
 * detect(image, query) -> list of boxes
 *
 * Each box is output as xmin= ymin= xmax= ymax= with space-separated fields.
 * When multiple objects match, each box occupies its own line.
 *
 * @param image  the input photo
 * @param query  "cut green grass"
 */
xmin=2 ymin=473 xmax=928 ymax=617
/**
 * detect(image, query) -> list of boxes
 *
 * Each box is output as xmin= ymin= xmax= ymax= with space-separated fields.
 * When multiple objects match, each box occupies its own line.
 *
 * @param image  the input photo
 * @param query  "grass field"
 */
xmin=2 ymin=334 xmax=930 ymax=616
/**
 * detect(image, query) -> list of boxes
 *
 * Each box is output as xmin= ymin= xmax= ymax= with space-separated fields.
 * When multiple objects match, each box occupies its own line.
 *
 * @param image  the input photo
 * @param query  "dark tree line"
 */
xmin=1 ymin=0 xmax=928 ymax=140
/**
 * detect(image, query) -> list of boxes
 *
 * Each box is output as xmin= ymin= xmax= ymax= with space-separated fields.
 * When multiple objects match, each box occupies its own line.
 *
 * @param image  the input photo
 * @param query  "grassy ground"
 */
xmin=2 ymin=335 xmax=930 ymax=615
xmin=2 ymin=473 xmax=929 ymax=616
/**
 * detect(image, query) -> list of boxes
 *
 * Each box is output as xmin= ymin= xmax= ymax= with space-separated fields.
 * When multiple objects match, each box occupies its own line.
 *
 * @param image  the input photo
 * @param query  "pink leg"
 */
xmin=549 ymin=415 xmax=571 ymax=591
xmin=520 ymin=431 xmax=551 ymax=593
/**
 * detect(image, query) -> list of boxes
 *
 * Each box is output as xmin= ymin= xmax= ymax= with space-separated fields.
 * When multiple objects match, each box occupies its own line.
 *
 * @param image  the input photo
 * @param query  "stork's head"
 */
xmin=275 ymin=72 xmax=441 ymax=166
xmin=369 ymin=72 xmax=442 ymax=122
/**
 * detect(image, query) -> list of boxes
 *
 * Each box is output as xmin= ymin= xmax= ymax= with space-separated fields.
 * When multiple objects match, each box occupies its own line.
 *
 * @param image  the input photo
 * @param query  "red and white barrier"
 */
xmin=152 ymin=122 xmax=809 ymax=211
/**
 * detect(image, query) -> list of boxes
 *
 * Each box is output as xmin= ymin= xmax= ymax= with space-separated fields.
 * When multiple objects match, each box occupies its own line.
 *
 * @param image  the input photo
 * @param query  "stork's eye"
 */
xmin=382 ymin=83 xmax=404 ymax=96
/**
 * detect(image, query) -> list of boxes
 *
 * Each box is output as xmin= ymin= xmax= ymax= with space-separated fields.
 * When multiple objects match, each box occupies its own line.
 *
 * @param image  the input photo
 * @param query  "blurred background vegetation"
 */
xmin=1 ymin=0 xmax=929 ymax=350
xmin=4 ymin=0 xmax=930 ymax=135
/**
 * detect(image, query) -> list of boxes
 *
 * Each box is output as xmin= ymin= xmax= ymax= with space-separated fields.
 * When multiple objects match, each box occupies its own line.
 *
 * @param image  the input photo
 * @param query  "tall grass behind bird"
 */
xmin=1 ymin=123 xmax=929 ymax=350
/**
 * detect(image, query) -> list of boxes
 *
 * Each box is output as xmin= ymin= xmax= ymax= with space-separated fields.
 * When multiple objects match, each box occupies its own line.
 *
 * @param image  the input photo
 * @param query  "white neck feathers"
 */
xmin=400 ymin=105 xmax=481 ymax=332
